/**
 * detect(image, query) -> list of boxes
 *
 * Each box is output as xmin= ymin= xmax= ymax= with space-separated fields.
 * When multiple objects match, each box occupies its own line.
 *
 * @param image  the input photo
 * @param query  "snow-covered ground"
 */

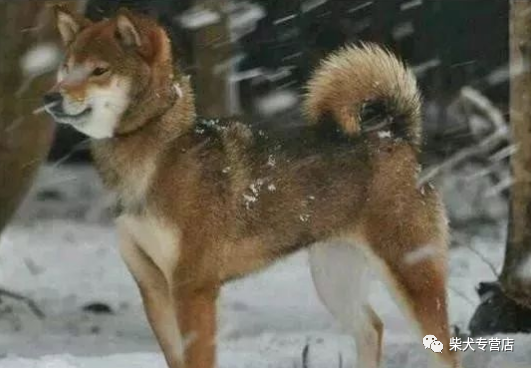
xmin=0 ymin=165 xmax=529 ymax=367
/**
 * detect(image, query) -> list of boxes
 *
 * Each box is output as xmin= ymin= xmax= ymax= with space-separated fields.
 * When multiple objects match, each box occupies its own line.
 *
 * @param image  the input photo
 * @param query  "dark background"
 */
xmin=49 ymin=0 xmax=509 ymax=162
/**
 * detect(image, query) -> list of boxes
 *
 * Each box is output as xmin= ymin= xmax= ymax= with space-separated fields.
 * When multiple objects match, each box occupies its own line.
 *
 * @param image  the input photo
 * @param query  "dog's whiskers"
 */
xmin=33 ymin=102 xmax=57 ymax=115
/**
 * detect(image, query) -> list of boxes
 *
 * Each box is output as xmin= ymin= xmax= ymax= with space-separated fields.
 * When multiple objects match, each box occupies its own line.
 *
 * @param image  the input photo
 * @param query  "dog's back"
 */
xmin=142 ymin=45 xmax=431 ymax=282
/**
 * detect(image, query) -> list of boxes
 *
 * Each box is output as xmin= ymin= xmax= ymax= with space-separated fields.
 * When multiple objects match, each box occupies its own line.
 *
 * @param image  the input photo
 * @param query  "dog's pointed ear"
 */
xmin=54 ymin=5 xmax=91 ymax=46
xmin=114 ymin=8 xmax=172 ymax=65
xmin=115 ymin=8 xmax=142 ymax=48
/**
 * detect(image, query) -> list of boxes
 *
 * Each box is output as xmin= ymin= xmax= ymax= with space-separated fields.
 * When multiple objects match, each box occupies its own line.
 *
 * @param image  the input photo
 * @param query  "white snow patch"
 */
xmin=0 ymin=165 xmax=526 ymax=368
xmin=21 ymin=43 xmax=61 ymax=77
xmin=267 ymin=184 xmax=277 ymax=192
xmin=299 ymin=214 xmax=311 ymax=223
xmin=243 ymin=193 xmax=258 ymax=209
xmin=0 ymin=354 xmax=164 ymax=368
xmin=3 ymin=335 xmax=531 ymax=368
xmin=249 ymin=179 xmax=264 ymax=196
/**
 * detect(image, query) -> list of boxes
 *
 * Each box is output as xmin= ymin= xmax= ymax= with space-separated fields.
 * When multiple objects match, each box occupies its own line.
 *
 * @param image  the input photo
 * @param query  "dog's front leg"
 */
xmin=119 ymin=233 xmax=186 ymax=368
xmin=173 ymin=285 xmax=220 ymax=368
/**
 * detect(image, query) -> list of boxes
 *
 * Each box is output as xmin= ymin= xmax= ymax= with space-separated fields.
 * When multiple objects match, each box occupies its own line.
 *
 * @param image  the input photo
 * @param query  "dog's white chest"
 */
xmin=118 ymin=214 xmax=181 ymax=280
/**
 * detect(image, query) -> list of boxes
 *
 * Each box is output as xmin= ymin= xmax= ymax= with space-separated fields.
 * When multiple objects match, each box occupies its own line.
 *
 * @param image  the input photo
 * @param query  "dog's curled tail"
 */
xmin=303 ymin=43 xmax=422 ymax=146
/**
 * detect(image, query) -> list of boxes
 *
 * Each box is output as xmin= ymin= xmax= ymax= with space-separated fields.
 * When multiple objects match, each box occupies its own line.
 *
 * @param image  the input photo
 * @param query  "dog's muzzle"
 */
xmin=43 ymin=92 xmax=92 ymax=121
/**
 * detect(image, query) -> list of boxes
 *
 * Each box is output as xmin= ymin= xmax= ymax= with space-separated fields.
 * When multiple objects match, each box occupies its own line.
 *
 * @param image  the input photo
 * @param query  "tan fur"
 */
xmin=304 ymin=44 xmax=422 ymax=145
xmin=48 ymin=7 xmax=460 ymax=368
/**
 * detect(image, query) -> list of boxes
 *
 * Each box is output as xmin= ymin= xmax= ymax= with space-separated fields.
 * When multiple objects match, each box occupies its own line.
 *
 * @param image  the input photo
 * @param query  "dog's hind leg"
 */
xmin=372 ymin=241 xmax=458 ymax=367
xmin=363 ymin=204 xmax=461 ymax=368
xmin=309 ymin=241 xmax=383 ymax=368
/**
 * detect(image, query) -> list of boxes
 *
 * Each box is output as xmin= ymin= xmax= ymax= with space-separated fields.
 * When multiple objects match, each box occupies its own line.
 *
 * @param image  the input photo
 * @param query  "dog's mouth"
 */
xmin=52 ymin=107 xmax=93 ymax=122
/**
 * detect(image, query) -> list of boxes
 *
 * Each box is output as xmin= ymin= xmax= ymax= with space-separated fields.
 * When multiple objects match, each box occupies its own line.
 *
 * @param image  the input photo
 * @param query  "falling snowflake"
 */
xmin=178 ymin=8 xmax=221 ymax=30
xmin=400 ymin=0 xmax=423 ymax=11
xmin=21 ymin=43 xmax=60 ymax=77
xmin=403 ymin=245 xmax=439 ymax=265
xmin=517 ymin=255 xmax=531 ymax=282
xmin=273 ymin=14 xmax=296 ymax=25
xmin=256 ymin=90 xmax=298 ymax=116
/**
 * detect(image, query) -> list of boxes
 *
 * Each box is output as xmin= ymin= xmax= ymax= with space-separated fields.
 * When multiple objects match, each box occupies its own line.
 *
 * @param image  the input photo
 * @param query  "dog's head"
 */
xmin=44 ymin=7 xmax=179 ymax=139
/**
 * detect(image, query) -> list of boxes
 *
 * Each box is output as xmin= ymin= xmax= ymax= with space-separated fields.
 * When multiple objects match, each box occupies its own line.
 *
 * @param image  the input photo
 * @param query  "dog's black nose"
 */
xmin=43 ymin=92 xmax=63 ymax=109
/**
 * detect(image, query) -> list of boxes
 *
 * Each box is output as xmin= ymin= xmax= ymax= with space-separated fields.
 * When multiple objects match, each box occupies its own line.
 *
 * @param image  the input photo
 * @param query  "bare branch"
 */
xmin=0 ymin=287 xmax=45 ymax=319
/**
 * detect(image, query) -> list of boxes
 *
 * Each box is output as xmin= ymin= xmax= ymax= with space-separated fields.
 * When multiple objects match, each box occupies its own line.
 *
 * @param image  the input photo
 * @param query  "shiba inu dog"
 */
xmin=45 ymin=6 xmax=460 ymax=368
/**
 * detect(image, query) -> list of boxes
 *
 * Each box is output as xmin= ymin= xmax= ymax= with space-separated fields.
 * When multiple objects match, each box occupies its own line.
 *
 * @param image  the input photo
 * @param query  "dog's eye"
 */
xmin=92 ymin=67 xmax=109 ymax=76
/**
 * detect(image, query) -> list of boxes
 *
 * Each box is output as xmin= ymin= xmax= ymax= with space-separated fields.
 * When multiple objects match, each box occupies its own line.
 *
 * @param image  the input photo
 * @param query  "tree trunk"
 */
xmin=190 ymin=0 xmax=231 ymax=117
xmin=0 ymin=1 xmax=79 ymax=234
xmin=500 ymin=0 xmax=531 ymax=306
xmin=468 ymin=0 xmax=531 ymax=336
